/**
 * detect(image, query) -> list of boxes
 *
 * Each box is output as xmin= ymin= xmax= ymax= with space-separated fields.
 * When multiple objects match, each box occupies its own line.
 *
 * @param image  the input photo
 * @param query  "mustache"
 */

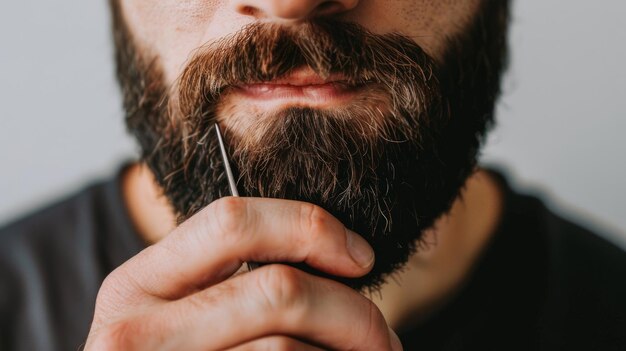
xmin=176 ymin=19 xmax=440 ymax=118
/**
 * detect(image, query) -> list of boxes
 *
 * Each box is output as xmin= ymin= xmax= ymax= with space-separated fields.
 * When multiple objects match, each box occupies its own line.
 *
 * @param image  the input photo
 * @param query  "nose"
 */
xmin=232 ymin=0 xmax=359 ymax=21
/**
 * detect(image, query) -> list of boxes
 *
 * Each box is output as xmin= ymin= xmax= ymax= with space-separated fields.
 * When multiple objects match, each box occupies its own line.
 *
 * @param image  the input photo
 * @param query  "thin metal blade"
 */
xmin=215 ymin=123 xmax=239 ymax=197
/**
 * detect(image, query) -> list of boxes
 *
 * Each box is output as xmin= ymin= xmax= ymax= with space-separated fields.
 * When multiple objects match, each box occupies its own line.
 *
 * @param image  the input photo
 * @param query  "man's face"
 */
xmin=112 ymin=0 xmax=510 ymax=291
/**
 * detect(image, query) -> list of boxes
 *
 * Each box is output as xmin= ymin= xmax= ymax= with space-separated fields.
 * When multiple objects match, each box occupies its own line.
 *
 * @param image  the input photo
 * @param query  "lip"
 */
xmin=237 ymin=81 xmax=357 ymax=102
xmin=232 ymin=68 xmax=362 ymax=108
xmin=266 ymin=67 xmax=348 ymax=86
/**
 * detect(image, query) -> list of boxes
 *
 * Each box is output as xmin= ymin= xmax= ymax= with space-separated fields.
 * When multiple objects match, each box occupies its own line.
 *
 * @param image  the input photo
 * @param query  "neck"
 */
xmin=121 ymin=163 xmax=177 ymax=243
xmin=122 ymin=163 xmax=502 ymax=330
xmin=369 ymin=170 xmax=502 ymax=330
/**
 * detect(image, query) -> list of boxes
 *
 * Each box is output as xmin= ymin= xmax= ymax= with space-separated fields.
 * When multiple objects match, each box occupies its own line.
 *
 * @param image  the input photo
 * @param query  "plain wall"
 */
xmin=1 ymin=1 xmax=625 ymax=248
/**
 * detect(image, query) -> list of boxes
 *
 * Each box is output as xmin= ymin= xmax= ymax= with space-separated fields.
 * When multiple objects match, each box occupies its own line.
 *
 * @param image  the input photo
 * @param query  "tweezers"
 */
xmin=215 ymin=123 xmax=259 ymax=272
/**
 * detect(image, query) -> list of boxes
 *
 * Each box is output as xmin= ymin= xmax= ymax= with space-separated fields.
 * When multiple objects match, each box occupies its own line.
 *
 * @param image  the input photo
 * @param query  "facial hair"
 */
xmin=110 ymin=1 xmax=510 ymax=292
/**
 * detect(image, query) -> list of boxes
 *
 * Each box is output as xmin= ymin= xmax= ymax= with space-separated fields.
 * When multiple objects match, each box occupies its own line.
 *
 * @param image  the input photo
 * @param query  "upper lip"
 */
xmin=246 ymin=67 xmax=348 ymax=86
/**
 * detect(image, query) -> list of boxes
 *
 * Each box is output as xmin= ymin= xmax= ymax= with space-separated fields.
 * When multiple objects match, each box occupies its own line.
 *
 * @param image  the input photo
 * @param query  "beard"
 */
xmin=110 ymin=1 xmax=510 ymax=292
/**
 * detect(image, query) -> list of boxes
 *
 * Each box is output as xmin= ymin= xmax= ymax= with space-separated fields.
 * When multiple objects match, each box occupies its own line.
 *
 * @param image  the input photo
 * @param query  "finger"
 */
xmin=132 ymin=265 xmax=396 ymax=351
xmin=226 ymin=336 xmax=326 ymax=351
xmin=111 ymin=197 xmax=375 ymax=301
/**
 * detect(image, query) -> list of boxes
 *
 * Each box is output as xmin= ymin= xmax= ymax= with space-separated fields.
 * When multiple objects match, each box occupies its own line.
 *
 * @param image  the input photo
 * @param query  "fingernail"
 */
xmin=389 ymin=327 xmax=403 ymax=351
xmin=345 ymin=229 xmax=375 ymax=268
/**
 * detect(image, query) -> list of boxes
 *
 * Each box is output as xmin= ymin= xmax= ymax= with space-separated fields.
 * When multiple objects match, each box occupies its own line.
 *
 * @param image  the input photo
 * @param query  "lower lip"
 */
xmin=234 ymin=82 xmax=360 ymax=107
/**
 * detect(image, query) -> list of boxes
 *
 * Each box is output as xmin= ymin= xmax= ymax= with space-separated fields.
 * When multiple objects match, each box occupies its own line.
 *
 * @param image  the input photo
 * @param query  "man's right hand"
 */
xmin=84 ymin=197 xmax=403 ymax=351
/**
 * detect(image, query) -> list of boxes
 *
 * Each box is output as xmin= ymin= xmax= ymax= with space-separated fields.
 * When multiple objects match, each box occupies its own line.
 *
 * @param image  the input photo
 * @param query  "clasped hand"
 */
xmin=85 ymin=197 xmax=402 ymax=350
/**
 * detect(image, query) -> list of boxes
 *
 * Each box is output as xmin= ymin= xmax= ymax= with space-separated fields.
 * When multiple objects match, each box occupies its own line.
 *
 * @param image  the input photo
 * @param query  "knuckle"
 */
xmin=300 ymin=203 xmax=334 ymax=243
xmin=89 ymin=273 xmax=137 ymax=333
xmin=256 ymin=265 xmax=307 ymax=311
xmin=86 ymin=321 xmax=135 ymax=351
xmin=210 ymin=196 xmax=249 ymax=241
xmin=96 ymin=263 xmax=146 ymax=304
xmin=95 ymin=269 xmax=129 ymax=307
xmin=363 ymin=299 xmax=388 ymax=346
xmin=96 ymin=272 xmax=118 ymax=299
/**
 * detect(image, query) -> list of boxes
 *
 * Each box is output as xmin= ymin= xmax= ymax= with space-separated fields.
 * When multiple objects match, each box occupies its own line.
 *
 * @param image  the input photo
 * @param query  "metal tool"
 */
xmin=214 ymin=123 xmax=258 ymax=272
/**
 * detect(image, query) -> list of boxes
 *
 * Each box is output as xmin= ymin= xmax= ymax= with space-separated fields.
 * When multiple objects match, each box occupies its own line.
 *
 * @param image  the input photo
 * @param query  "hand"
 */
xmin=84 ymin=197 xmax=403 ymax=350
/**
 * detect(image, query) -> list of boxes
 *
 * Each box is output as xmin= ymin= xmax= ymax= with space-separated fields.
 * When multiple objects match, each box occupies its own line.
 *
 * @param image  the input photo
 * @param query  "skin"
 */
xmin=86 ymin=1 xmax=501 ymax=350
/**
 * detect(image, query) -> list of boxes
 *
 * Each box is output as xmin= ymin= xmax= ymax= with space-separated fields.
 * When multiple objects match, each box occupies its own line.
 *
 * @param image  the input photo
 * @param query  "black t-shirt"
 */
xmin=1 ymin=166 xmax=625 ymax=351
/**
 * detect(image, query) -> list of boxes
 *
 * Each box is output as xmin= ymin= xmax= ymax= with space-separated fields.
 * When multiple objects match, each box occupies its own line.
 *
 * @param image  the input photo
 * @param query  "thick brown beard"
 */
xmin=110 ymin=2 xmax=510 ymax=292
xmin=176 ymin=20 xmax=440 ymax=223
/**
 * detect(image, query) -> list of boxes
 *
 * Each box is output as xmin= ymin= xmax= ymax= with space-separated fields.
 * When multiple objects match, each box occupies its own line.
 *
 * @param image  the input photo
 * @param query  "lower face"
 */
xmin=113 ymin=0 xmax=510 ymax=291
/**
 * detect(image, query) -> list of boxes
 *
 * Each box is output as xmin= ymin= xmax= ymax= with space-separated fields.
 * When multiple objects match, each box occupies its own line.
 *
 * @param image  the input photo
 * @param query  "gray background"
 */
xmin=1 ymin=1 xmax=625 ymax=248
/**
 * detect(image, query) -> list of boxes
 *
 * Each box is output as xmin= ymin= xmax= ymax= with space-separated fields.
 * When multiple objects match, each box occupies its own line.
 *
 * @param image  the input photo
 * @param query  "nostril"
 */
xmin=238 ymin=5 xmax=260 ymax=17
xmin=315 ymin=2 xmax=343 ymax=16
xmin=234 ymin=0 xmax=357 ymax=21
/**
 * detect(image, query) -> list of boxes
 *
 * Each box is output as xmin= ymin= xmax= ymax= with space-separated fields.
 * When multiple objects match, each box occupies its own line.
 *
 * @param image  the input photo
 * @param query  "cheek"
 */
xmin=345 ymin=0 xmax=481 ymax=59
xmin=120 ymin=0 xmax=243 ymax=84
